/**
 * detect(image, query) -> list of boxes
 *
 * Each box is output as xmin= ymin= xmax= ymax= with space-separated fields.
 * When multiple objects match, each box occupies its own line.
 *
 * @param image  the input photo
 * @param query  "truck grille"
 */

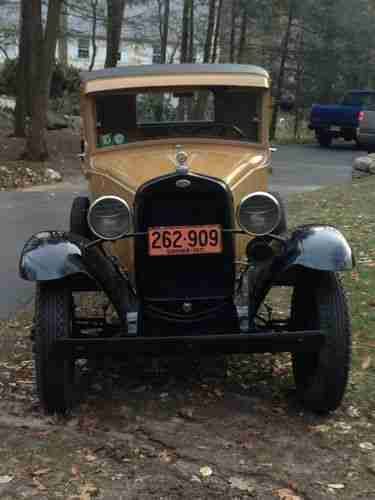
xmin=134 ymin=172 xmax=236 ymax=302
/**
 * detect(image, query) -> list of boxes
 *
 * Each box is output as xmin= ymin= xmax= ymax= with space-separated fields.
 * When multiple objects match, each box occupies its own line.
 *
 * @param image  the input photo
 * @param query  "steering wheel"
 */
xmin=194 ymin=123 xmax=247 ymax=139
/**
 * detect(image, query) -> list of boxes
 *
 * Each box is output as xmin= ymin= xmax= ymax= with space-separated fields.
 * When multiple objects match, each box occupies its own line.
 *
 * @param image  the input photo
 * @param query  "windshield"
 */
xmin=95 ymin=86 xmax=263 ymax=147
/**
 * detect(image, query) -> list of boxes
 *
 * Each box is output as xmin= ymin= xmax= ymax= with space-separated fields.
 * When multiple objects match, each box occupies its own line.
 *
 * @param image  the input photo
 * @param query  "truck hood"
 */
xmin=90 ymin=141 xmax=269 ymax=194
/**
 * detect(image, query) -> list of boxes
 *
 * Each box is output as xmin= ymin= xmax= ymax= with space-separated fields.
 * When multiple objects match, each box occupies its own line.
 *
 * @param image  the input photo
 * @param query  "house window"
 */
xmin=152 ymin=43 xmax=161 ymax=64
xmin=78 ymin=38 xmax=90 ymax=59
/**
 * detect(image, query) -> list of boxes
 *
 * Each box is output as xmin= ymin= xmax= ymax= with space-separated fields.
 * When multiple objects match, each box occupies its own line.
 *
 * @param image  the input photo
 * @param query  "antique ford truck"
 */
xmin=19 ymin=64 xmax=354 ymax=415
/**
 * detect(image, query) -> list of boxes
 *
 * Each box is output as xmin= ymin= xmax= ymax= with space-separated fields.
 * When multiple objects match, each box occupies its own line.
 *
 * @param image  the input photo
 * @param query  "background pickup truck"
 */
xmin=309 ymin=90 xmax=375 ymax=147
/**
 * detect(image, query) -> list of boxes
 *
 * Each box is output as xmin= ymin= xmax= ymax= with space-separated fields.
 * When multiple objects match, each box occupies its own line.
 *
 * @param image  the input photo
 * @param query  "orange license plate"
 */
xmin=148 ymin=225 xmax=222 ymax=256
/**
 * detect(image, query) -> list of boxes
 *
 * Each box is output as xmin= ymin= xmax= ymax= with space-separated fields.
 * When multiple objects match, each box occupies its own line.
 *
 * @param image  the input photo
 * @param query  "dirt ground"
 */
xmin=1 ymin=306 xmax=375 ymax=500
xmin=0 ymin=128 xmax=82 ymax=190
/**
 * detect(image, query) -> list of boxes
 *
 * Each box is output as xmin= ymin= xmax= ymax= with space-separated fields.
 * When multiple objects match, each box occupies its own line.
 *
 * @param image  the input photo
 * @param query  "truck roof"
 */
xmin=81 ymin=64 xmax=270 ymax=94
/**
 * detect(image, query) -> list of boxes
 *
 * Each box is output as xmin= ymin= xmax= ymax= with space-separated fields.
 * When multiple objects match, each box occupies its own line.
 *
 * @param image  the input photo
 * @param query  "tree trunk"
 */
xmin=229 ymin=0 xmax=239 ymax=63
xmin=89 ymin=0 xmax=99 ymax=71
xmin=158 ymin=0 xmax=170 ymax=64
xmin=105 ymin=0 xmax=126 ymax=68
xmin=57 ymin=5 xmax=68 ymax=65
xmin=270 ymin=0 xmax=295 ymax=141
xmin=294 ymin=28 xmax=304 ymax=139
xmin=212 ymin=0 xmax=223 ymax=63
xmin=14 ymin=0 xmax=32 ymax=137
xmin=180 ymin=0 xmax=190 ymax=64
xmin=194 ymin=0 xmax=216 ymax=118
xmin=237 ymin=4 xmax=249 ymax=63
xmin=203 ymin=0 xmax=216 ymax=63
xmin=25 ymin=0 xmax=62 ymax=161
xmin=188 ymin=0 xmax=194 ymax=63
xmin=180 ymin=0 xmax=194 ymax=118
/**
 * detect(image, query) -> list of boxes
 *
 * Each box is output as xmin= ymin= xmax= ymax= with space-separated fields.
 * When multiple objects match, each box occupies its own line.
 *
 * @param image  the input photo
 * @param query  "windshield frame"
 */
xmin=82 ymin=85 xmax=270 ymax=154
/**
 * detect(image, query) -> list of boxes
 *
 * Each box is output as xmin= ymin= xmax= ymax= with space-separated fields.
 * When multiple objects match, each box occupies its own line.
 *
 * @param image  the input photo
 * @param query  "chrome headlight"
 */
xmin=237 ymin=192 xmax=281 ymax=236
xmin=88 ymin=196 xmax=131 ymax=240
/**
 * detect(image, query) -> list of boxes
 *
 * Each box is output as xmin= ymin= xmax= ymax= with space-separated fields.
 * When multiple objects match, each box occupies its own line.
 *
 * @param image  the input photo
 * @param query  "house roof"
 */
xmin=81 ymin=64 xmax=270 ymax=94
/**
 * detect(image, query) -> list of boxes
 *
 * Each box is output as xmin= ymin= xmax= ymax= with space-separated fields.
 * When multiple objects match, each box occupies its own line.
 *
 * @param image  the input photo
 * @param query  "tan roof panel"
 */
xmin=81 ymin=64 xmax=270 ymax=94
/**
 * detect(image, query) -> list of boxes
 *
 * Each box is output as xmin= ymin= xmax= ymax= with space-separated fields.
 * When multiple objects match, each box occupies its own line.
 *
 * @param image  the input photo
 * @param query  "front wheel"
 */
xmin=290 ymin=270 xmax=351 ymax=413
xmin=34 ymin=283 xmax=75 ymax=414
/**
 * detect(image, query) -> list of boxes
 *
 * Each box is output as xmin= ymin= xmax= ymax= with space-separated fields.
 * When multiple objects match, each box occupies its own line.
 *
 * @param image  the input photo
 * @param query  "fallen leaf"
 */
xmin=310 ymin=424 xmax=330 ymax=433
xmin=79 ymin=483 xmax=99 ymax=500
xmin=214 ymin=388 xmax=223 ymax=398
xmin=158 ymin=449 xmax=173 ymax=464
xmin=199 ymin=466 xmax=213 ymax=478
xmin=362 ymin=355 xmax=372 ymax=370
xmin=287 ymin=480 xmax=299 ymax=492
xmin=84 ymin=452 xmax=97 ymax=462
xmin=0 ymin=476 xmax=13 ymax=484
xmin=33 ymin=477 xmax=47 ymax=491
xmin=71 ymin=465 xmax=80 ymax=479
xmin=274 ymin=488 xmax=302 ymax=500
xmin=78 ymin=415 xmax=98 ymax=433
xmin=347 ymin=406 xmax=361 ymax=418
xmin=360 ymin=442 xmax=375 ymax=451
xmin=32 ymin=468 xmax=50 ymax=477
xmin=229 ymin=476 xmax=255 ymax=493
xmin=328 ymin=484 xmax=345 ymax=490
xmin=334 ymin=422 xmax=352 ymax=433
xmin=178 ymin=407 xmax=194 ymax=420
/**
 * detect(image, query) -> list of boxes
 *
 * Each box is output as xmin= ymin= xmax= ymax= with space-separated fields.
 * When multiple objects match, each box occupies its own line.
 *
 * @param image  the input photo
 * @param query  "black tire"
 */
xmin=290 ymin=270 xmax=351 ymax=413
xmin=269 ymin=191 xmax=287 ymax=235
xmin=34 ymin=283 xmax=75 ymax=414
xmin=70 ymin=196 xmax=91 ymax=238
xmin=317 ymin=133 xmax=332 ymax=148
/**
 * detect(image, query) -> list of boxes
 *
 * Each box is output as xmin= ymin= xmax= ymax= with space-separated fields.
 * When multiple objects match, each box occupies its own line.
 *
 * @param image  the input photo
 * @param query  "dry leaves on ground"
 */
xmin=228 ymin=476 xmax=255 ymax=493
xmin=274 ymin=488 xmax=302 ymax=500
xmin=199 ymin=466 xmax=213 ymax=478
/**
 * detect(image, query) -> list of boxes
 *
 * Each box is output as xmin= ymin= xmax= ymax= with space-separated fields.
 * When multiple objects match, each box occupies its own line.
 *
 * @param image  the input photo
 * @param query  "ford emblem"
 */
xmin=176 ymin=179 xmax=191 ymax=189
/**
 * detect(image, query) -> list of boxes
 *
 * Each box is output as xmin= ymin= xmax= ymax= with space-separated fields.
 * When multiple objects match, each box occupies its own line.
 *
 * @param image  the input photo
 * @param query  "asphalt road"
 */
xmin=0 ymin=143 xmax=361 ymax=320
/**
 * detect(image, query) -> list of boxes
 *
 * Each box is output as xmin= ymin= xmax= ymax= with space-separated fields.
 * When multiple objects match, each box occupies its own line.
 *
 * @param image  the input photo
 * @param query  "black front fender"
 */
xmin=284 ymin=225 xmax=354 ymax=272
xmin=20 ymin=232 xmax=89 ymax=282
xmin=251 ymin=225 xmax=354 ymax=317
xmin=19 ymin=231 xmax=130 ymax=323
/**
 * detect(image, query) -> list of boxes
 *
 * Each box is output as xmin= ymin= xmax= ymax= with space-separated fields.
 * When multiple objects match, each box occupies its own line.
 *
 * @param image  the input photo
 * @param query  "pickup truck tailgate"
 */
xmin=310 ymin=104 xmax=360 ymax=128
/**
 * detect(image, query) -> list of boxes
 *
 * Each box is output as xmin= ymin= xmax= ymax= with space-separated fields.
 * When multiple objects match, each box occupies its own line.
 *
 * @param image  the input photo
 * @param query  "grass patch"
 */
xmin=286 ymin=177 xmax=375 ymax=413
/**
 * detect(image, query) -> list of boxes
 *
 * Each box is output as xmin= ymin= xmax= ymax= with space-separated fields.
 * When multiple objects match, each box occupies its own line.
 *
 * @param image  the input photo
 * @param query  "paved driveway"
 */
xmin=0 ymin=143 xmax=361 ymax=319
xmin=269 ymin=143 xmax=357 ymax=194
xmin=0 ymin=186 xmax=86 ymax=320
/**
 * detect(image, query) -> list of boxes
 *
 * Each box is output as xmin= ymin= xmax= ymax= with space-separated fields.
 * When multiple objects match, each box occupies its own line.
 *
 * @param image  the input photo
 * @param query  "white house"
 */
xmin=0 ymin=0 xmax=181 ymax=69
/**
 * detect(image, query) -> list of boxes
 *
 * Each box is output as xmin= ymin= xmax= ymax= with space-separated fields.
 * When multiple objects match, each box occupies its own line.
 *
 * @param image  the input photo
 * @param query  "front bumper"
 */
xmin=55 ymin=330 xmax=325 ymax=358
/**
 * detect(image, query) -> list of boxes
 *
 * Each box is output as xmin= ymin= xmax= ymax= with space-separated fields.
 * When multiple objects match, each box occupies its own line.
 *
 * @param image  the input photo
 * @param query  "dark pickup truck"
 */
xmin=309 ymin=90 xmax=375 ymax=147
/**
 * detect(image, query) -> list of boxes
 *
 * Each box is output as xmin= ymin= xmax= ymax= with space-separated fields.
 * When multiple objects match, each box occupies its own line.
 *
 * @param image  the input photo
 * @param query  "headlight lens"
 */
xmin=237 ymin=192 xmax=281 ymax=236
xmin=88 ymin=196 xmax=131 ymax=240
